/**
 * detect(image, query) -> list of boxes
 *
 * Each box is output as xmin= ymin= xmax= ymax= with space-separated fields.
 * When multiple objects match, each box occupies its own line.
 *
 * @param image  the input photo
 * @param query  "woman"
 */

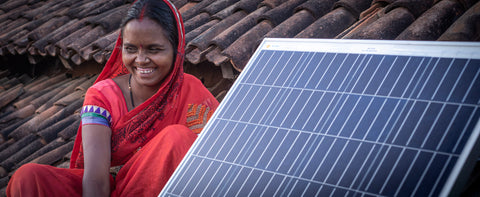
xmin=7 ymin=0 xmax=219 ymax=196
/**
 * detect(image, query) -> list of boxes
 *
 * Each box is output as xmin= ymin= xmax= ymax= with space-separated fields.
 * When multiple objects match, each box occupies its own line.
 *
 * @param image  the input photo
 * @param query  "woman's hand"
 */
xmin=82 ymin=124 xmax=112 ymax=197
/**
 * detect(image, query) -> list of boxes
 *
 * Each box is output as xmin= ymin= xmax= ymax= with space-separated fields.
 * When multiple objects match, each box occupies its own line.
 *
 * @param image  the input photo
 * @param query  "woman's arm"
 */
xmin=82 ymin=124 xmax=112 ymax=197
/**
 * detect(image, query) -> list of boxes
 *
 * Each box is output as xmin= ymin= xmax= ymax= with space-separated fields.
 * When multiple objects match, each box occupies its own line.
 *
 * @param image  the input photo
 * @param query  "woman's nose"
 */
xmin=135 ymin=51 xmax=150 ymax=64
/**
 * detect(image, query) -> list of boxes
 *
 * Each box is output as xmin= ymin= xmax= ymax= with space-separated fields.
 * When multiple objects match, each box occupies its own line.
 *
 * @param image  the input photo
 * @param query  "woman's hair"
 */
xmin=121 ymin=0 xmax=178 ymax=51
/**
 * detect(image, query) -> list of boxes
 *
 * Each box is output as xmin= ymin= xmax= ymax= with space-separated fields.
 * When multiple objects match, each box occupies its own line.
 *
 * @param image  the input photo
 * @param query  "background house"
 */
xmin=0 ymin=0 xmax=479 ymax=196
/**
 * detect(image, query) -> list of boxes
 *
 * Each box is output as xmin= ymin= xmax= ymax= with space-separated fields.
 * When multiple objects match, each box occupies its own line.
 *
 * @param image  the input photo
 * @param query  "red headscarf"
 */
xmin=70 ymin=0 xmax=217 ymax=168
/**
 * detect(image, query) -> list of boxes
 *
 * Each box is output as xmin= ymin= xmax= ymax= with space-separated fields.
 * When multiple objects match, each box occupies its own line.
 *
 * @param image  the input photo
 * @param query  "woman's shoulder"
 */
xmin=85 ymin=78 xmax=124 ymax=105
xmin=89 ymin=78 xmax=118 ymax=91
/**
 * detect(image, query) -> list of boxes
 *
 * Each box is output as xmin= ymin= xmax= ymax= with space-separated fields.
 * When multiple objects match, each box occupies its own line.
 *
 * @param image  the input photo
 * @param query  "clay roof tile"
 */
xmin=258 ymin=0 xmax=307 ymax=26
xmin=203 ymin=0 xmax=240 ymax=15
xmin=210 ymin=6 xmax=269 ymax=51
xmin=438 ymin=1 xmax=480 ymax=41
xmin=295 ymin=0 xmax=337 ymax=19
xmin=182 ymin=0 xmax=217 ymax=21
xmin=188 ymin=11 xmax=248 ymax=52
xmin=396 ymin=0 xmax=469 ymax=40
xmin=334 ymin=0 xmax=373 ymax=19
xmin=384 ymin=0 xmax=434 ymax=18
xmin=264 ymin=9 xmax=316 ymax=38
xmin=345 ymin=7 xmax=415 ymax=39
xmin=14 ymin=138 xmax=67 ymax=170
xmin=28 ymin=140 xmax=74 ymax=166
xmin=222 ymin=21 xmax=274 ymax=71
xmin=295 ymin=7 xmax=356 ymax=38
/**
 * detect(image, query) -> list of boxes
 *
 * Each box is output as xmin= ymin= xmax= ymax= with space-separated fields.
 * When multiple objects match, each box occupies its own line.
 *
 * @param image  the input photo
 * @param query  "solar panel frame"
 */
xmin=160 ymin=38 xmax=480 ymax=197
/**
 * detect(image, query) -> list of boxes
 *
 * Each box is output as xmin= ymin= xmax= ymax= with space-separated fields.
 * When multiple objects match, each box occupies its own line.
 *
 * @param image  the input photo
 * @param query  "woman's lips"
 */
xmin=136 ymin=67 xmax=155 ymax=74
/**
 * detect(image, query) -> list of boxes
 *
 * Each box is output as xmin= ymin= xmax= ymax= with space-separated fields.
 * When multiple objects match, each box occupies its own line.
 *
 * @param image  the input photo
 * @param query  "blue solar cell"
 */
xmin=159 ymin=39 xmax=480 ymax=197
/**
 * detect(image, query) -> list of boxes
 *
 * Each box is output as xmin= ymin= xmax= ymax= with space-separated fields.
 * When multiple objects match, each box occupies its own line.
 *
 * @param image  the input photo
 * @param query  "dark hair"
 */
xmin=121 ymin=0 xmax=178 ymax=51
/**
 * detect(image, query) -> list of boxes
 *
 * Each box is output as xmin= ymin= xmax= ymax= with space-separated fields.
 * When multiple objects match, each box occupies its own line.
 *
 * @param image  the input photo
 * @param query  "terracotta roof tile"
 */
xmin=346 ymin=7 xmax=416 ymax=39
xmin=14 ymin=138 xmax=67 ymax=170
xmin=295 ymin=0 xmax=337 ymax=19
xmin=184 ymin=12 xmax=211 ymax=33
xmin=258 ymin=0 xmax=307 ymax=26
xmin=234 ymin=0 xmax=264 ymax=13
xmin=264 ymin=9 xmax=316 ymax=38
xmin=438 ymin=1 xmax=480 ymax=41
xmin=334 ymin=0 xmax=373 ymax=19
xmin=208 ymin=6 xmax=269 ymax=58
xmin=295 ymin=7 xmax=358 ymax=38
xmin=182 ymin=0 xmax=217 ymax=21
xmin=187 ymin=10 xmax=248 ymax=63
xmin=0 ymin=138 xmax=43 ymax=173
xmin=0 ymin=134 xmax=37 ymax=172
xmin=396 ymin=0 xmax=469 ymax=40
xmin=223 ymin=20 xmax=274 ymax=71
xmin=37 ymin=114 xmax=79 ymax=144
xmin=203 ymin=0 xmax=239 ymax=15
xmin=186 ymin=19 xmax=219 ymax=43
xmin=0 ymin=117 xmax=32 ymax=142
xmin=28 ymin=140 xmax=74 ymax=166
xmin=8 ymin=105 xmax=63 ymax=141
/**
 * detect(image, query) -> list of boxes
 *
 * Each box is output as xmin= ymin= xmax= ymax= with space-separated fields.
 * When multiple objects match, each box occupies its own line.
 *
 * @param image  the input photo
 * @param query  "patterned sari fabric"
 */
xmin=7 ymin=0 xmax=218 ymax=196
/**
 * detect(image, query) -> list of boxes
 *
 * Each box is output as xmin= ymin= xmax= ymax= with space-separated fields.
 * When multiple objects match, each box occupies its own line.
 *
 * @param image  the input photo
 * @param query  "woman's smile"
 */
xmin=122 ymin=17 xmax=174 ymax=89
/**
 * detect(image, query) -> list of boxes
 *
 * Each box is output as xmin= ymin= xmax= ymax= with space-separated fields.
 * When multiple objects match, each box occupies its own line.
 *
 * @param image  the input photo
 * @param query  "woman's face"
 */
xmin=122 ymin=18 xmax=174 ymax=89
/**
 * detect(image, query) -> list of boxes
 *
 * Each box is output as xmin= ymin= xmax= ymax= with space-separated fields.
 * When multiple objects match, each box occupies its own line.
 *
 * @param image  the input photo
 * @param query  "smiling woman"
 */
xmin=6 ymin=0 xmax=219 ymax=197
xmin=120 ymin=17 xmax=175 ymax=109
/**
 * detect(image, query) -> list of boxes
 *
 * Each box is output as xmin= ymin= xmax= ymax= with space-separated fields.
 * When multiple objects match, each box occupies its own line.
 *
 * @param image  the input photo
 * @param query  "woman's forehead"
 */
xmin=123 ymin=18 xmax=169 ymax=45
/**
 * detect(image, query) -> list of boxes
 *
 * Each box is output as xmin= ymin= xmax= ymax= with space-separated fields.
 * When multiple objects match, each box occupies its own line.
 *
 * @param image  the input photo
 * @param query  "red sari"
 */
xmin=7 ymin=0 xmax=218 ymax=196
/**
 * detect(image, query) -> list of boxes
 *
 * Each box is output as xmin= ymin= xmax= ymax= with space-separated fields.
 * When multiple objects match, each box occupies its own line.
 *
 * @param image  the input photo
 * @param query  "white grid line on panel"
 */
xmin=325 ymin=54 xmax=354 ymax=90
xmin=462 ymin=61 xmax=480 ymax=103
xmin=313 ymin=53 xmax=339 ymax=89
xmin=237 ymin=85 xmax=262 ymax=122
xmin=379 ymin=148 xmax=408 ymax=194
xmin=198 ymin=119 xmax=229 ymax=159
xmin=374 ymin=56 xmax=398 ymax=95
xmin=429 ymin=156 xmax=454 ymax=197
xmin=415 ymin=58 xmax=440 ymax=99
xmin=278 ymin=89 xmax=305 ymax=128
xmin=405 ymin=102 xmax=433 ymax=146
xmin=348 ymin=97 xmax=375 ymax=139
xmin=436 ymin=105 xmax=461 ymax=151
xmin=290 ymin=90 xmax=315 ymax=131
xmin=346 ymin=54 xmax=373 ymax=93
xmin=211 ymin=121 xmax=242 ymax=161
xmin=284 ymin=52 xmax=308 ymax=87
xmin=304 ymin=53 xmax=328 ymax=88
xmin=446 ymin=59 xmax=469 ymax=101
xmin=453 ymin=107 xmax=479 ymax=153
xmin=273 ymin=52 xmax=295 ymax=86
xmin=213 ymin=164 xmax=235 ymax=196
xmin=323 ymin=139 xmax=354 ymax=185
xmin=292 ymin=52 xmax=317 ymax=88
xmin=250 ymin=51 xmax=273 ymax=84
xmin=411 ymin=152 xmax=438 ymax=196
xmin=361 ymin=56 xmax=387 ymax=94
xmin=178 ymin=158 xmax=206 ymax=195
xmin=430 ymin=58 xmax=455 ymax=100
xmin=262 ymin=51 xmax=286 ymax=85
xmin=274 ymin=130 xmax=301 ymax=172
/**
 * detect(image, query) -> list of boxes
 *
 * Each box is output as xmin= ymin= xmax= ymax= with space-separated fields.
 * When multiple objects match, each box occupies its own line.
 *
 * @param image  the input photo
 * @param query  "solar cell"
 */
xmin=159 ymin=39 xmax=480 ymax=197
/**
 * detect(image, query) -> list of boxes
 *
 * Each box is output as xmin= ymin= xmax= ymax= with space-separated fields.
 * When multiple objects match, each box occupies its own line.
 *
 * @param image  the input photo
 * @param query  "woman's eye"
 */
xmin=124 ymin=47 xmax=137 ymax=53
xmin=149 ymin=48 xmax=162 ymax=53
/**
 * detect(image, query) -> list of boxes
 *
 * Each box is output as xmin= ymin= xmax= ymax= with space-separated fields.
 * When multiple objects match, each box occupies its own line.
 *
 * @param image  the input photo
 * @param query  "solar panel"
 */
xmin=159 ymin=39 xmax=480 ymax=197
